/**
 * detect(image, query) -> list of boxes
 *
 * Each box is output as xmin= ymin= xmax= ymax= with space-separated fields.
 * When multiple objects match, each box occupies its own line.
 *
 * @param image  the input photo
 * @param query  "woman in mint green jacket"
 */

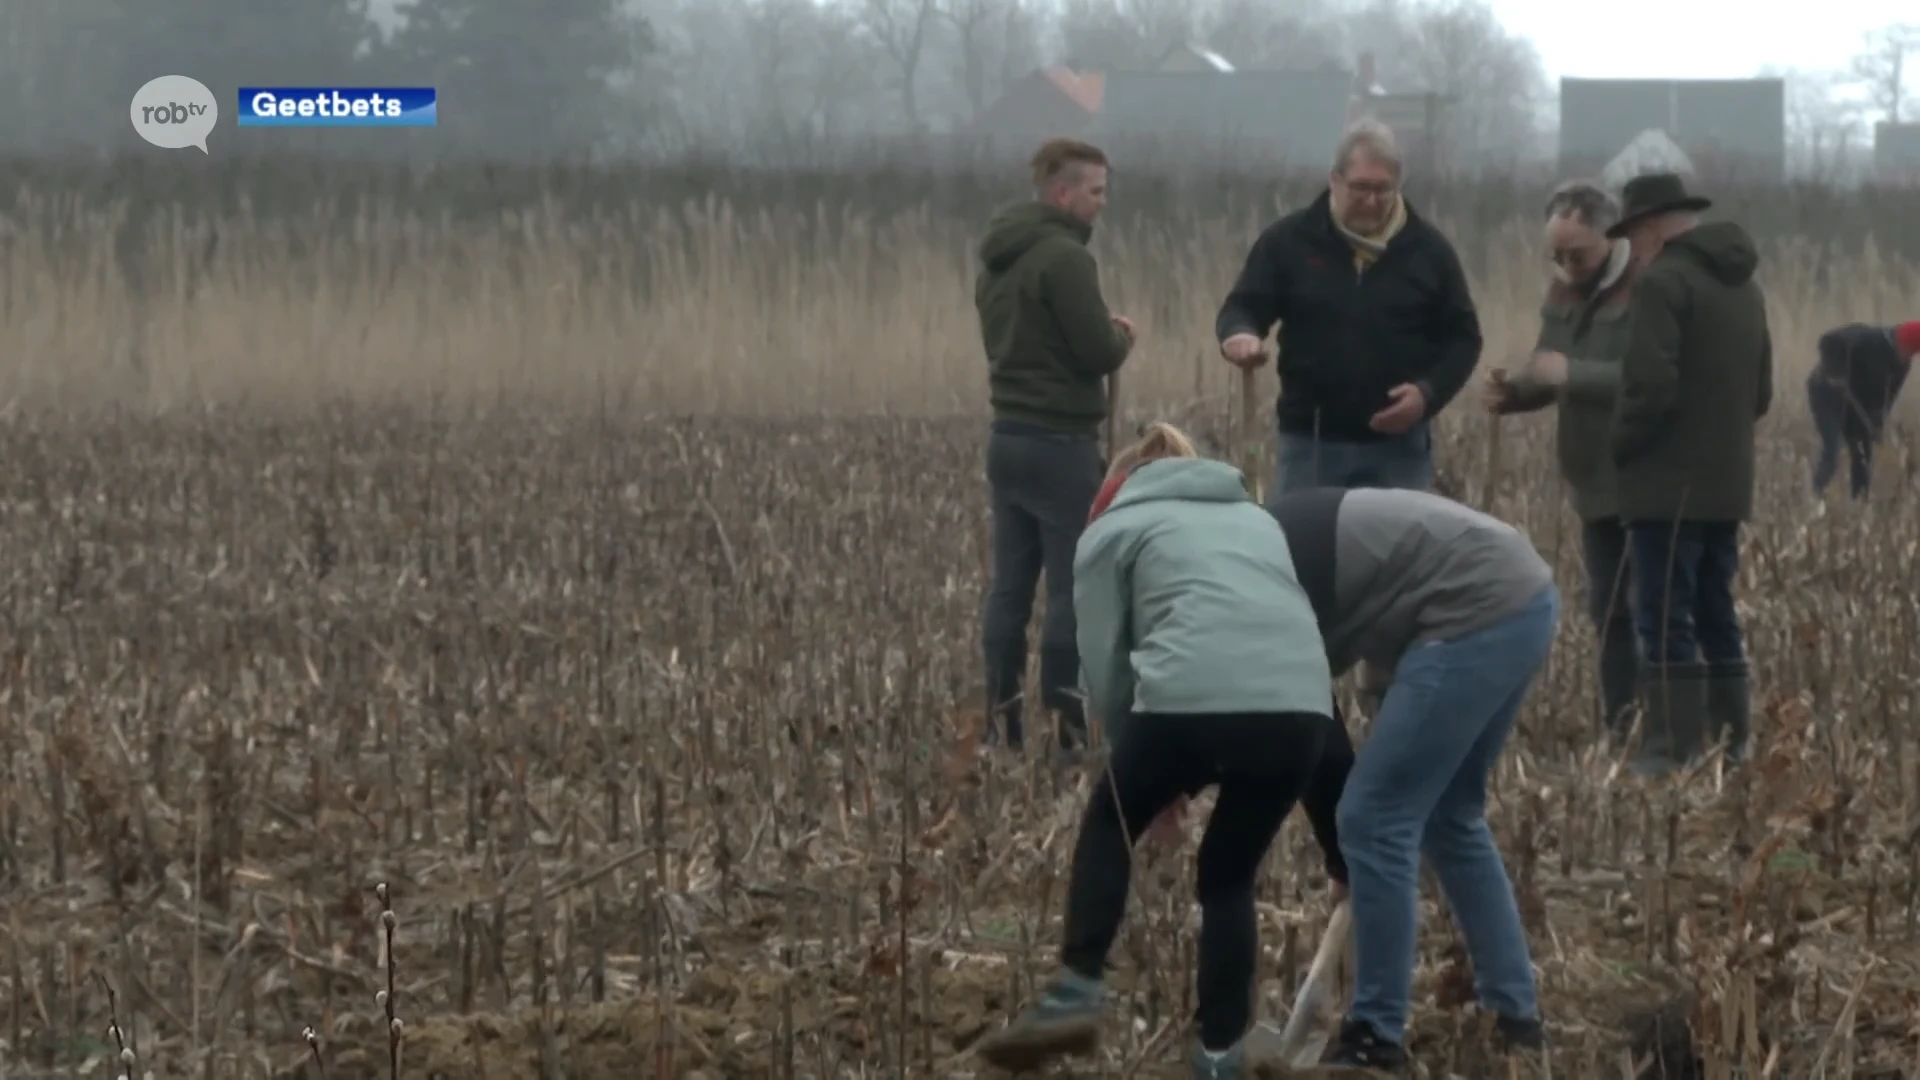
xmin=974 ymin=423 xmax=1352 ymax=1080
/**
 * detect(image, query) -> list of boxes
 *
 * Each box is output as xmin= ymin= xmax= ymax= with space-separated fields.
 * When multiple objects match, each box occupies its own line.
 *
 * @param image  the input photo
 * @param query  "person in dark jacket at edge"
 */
xmin=1214 ymin=117 xmax=1483 ymax=495
xmin=1486 ymin=180 xmax=1642 ymax=749
xmin=1807 ymin=320 xmax=1919 ymax=500
xmin=1608 ymin=173 xmax=1772 ymax=775
xmin=974 ymin=136 xmax=1135 ymax=754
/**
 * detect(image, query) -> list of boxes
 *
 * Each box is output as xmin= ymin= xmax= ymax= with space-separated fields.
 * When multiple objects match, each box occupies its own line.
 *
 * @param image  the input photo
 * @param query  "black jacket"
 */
xmin=1810 ymin=322 xmax=1910 ymax=427
xmin=1214 ymin=191 xmax=1483 ymax=442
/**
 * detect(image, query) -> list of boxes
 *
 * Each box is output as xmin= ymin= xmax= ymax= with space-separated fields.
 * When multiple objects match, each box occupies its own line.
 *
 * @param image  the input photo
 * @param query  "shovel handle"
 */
xmin=1240 ymin=366 xmax=1262 ymax=502
xmin=1274 ymin=900 xmax=1353 ymax=1063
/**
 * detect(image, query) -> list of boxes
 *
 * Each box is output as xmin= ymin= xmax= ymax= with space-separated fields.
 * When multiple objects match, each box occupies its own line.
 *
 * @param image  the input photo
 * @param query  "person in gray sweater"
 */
xmin=1267 ymin=487 xmax=1558 ymax=1071
xmin=975 ymin=424 xmax=1351 ymax=1080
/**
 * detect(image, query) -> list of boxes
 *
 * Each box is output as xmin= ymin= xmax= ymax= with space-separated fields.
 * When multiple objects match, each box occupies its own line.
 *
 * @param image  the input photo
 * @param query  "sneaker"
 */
xmin=972 ymin=971 xmax=1104 ymax=1072
xmin=1319 ymin=1018 xmax=1409 ymax=1073
xmin=1188 ymin=1038 xmax=1245 ymax=1079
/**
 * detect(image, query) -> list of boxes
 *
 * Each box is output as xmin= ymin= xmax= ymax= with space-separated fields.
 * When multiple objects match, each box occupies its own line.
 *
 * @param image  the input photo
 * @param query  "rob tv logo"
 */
xmin=129 ymin=75 xmax=219 ymax=153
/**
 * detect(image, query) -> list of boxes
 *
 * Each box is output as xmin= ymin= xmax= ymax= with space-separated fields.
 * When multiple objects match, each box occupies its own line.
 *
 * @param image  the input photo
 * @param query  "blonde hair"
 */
xmin=1106 ymin=421 xmax=1199 ymax=480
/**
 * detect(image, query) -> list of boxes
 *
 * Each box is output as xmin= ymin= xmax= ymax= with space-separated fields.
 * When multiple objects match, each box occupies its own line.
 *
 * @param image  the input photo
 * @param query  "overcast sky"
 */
xmin=1486 ymin=0 xmax=1908 ymax=81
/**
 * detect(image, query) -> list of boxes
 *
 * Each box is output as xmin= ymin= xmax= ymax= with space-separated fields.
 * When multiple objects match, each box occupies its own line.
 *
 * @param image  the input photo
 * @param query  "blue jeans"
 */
xmin=1336 ymin=584 xmax=1558 ymax=1045
xmin=1579 ymin=518 xmax=1638 ymax=734
xmin=1276 ymin=422 xmax=1432 ymax=493
xmin=982 ymin=421 xmax=1104 ymax=748
xmin=1625 ymin=521 xmax=1744 ymax=664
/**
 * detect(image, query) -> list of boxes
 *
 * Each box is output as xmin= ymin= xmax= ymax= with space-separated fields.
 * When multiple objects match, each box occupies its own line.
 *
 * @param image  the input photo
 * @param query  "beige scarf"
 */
xmin=1333 ymin=192 xmax=1408 ymax=273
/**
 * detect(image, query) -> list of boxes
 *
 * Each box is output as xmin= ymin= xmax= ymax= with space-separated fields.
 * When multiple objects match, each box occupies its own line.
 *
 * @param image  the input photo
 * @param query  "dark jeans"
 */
xmin=1578 ymin=518 xmax=1639 ymax=734
xmin=1625 ymin=520 xmax=1744 ymax=664
xmin=1060 ymin=710 xmax=1352 ymax=1050
xmin=1809 ymin=375 xmax=1879 ymax=498
xmin=982 ymin=422 xmax=1104 ymax=748
xmin=1276 ymin=421 xmax=1433 ymax=493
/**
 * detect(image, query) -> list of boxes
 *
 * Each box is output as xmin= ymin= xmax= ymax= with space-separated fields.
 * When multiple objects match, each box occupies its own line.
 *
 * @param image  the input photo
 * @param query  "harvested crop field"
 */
xmin=1 ymin=160 xmax=1919 ymax=1079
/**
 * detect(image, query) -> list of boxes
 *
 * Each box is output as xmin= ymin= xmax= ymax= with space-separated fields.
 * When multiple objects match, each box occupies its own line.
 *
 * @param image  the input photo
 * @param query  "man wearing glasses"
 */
xmin=1214 ymin=118 xmax=1483 ymax=495
xmin=1485 ymin=180 xmax=1639 ymax=751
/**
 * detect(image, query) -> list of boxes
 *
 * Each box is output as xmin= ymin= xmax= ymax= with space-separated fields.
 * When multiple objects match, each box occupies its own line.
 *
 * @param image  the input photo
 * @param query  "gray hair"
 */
xmin=1333 ymin=118 xmax=1403 ymax=179
xmin=1543 ymin=179 xmax=1620 ymax=233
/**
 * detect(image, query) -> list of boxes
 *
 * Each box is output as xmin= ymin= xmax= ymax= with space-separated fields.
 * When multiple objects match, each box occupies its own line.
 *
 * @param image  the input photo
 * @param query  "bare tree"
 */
xmin=859 ymin=0 xmax=940 ymax=128
xmin=1850 ymin=22 xmax=1919 ymax=123
xmin=939 ymin=0 xmax=1042 ymax=121
xmin=1054 ymin=0 xmax=1203 ymax=72
xmin=1348 ymin=0 xmax=1550 ymax=168
xmin=1763 ymin=65 xmax=1868 ymax=183
xmin=1204 ymin=0 xmax=1345 ymax=71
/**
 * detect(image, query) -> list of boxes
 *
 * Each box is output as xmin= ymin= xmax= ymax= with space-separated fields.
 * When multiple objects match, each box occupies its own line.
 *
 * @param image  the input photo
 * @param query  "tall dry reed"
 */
xmin=0 ymin=167 xmax=1916 ymax=1079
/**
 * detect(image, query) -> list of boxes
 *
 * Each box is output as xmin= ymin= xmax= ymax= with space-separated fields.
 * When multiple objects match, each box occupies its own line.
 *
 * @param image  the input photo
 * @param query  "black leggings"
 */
xmin=1058 ymin=710 xmax=1353 ymax=1050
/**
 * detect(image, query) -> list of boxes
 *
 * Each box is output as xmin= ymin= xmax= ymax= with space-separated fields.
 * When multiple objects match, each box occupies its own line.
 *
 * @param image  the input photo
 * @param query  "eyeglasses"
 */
xmin=1342 ymin=179 xmax=1397 ymax=200
xmin=1548 ymin=246 xmax=1603 ymax=268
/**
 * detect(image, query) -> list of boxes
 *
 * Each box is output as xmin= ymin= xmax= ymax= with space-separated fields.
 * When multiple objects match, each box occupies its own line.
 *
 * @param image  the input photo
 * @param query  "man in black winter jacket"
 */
xmin=1215 ymin=119 xmax=1483 ymax=494
xmin=1808 ymin=320 xmax=1919 ymax=500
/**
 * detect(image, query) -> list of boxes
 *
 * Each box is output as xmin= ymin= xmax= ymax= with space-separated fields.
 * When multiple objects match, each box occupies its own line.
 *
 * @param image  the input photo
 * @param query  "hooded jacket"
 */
xmin=974 ymin=201 xmax=1131 ymax=435
xmin=1612 ymin=221 xmax=1774 ymax=523
xmin=1267 ymin=487 xmax=1553 ymax=679
xmin=1810 ymin=322 xmax=1913 ymax=430
xmin=1071 ymin=458 xmax=1331 ymax=740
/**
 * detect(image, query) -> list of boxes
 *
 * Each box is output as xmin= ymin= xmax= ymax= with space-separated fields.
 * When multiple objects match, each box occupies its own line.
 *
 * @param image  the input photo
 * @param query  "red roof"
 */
xmin=1042 ymin=67 xmax=1103 ymax=112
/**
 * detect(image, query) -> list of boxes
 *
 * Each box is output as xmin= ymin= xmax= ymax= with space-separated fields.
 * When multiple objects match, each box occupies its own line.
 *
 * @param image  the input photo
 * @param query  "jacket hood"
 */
xmin=1663 ymin=220 xmax=1759 ymax=285
xmin=1105 ymin=458 xmax=1253 ymax=513
xmin=978 ymin=200 xmax=1090 ymax=272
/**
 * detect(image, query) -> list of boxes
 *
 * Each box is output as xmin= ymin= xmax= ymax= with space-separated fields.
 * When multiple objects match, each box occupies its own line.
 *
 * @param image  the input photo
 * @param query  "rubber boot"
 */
xmin=1705 ymin=658 xmax=1752 ymax=764
xmin=1631 ymin=661 xmax=1710 ymax=777
xmin=1598 ymin=621 xmax=1640 ymax=749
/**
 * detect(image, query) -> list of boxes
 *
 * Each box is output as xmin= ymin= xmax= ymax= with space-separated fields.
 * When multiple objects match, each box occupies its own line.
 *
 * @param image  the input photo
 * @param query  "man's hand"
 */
xmin=1483 ymin=368 xmax=1513 ymax=414
xmin=1369 ymin=382 xmax=1427 ymax=434
xmin=1526 ymin=349 xmax=1570 ymax=387
xmin=1221 ymin=333 xmax=1268 ymax=370
xmin=1329 ymin=879 xmax=1348 ymax=904
xmin=1146 ymin=795 xmax=1189 ymax=847
xmin=1112 ymin=314 xmax=1136 ymax=339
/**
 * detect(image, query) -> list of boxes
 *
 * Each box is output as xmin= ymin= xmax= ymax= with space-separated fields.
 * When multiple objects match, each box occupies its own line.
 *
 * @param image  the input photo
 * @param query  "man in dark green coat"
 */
xmin=1487 ymin=180 xmax=1639 ymax=749
xmin=975 ymin=136 xmax=1135 ymax=753
xmin=1607 ymin=173 xmax=1773 ymax=773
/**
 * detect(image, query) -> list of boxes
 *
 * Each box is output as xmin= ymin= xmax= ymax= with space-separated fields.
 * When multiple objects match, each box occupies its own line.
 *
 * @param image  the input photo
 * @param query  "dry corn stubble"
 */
xmin=0 ymin=163 xmax=1917 ymax=1080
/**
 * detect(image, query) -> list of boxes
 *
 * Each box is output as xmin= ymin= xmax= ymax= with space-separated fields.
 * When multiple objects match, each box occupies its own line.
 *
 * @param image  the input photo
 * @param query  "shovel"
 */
xmin=1240 ymin=366 xmax=1263 ymax=502
xmin=1247 ymin=899 xmax=1353 ymax=1069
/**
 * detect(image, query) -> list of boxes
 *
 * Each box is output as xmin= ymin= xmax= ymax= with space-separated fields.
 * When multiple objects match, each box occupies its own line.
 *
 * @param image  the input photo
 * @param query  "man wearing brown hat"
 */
xmin=1607 ymin=172 xmax=1772 ymax=775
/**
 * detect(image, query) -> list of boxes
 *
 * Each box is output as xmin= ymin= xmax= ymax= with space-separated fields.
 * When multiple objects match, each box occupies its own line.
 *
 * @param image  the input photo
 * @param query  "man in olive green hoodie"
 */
xmin=1487 ymin=180 xmax=1640 ymax=749
xmin=975 ymin=137 xmax=1135 ymax=752
xmin=1607 ymin=173 xmax=1773 ymax=773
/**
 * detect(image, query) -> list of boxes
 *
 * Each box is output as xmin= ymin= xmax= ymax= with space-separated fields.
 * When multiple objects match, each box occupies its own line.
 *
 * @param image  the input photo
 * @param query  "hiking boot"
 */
xmin=1188 ymin=1037 xmax=1247 ymax=1079
xmin=1318 ymin=1018 xmax=1409 ymax=1073
xmin=1705 ymin=658 xmax=1752 ymax=764
xmin=1494 ymin=1013 xmax=1546 ymax=1053
xmin=971 ymin=970 xmax=1104 ymax=1072
xmin=1631 ymin=661 xmax=1710 ymax=777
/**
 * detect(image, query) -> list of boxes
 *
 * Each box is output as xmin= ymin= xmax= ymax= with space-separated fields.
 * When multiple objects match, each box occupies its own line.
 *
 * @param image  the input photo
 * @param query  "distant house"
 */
xmin=1085 ymin=67 xmax=1353 ymax=167
xmin=1347 ymin=52 xmax=1453 ymax=178
xmin=971 ymin=42 xmax=1449 ymax=172
xmin=1559 ymin=77 xmax=1785 ymax=183
xmin=1876 ymin=122 xmax=1920 ymax=184
xmin=968 ymin=66 xmax=1103 ymax=153
xmin=1600 ymin=129 xmax=1696 ymax=189
xmin=1156 ymin=42 xmax=1236 ymax=74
